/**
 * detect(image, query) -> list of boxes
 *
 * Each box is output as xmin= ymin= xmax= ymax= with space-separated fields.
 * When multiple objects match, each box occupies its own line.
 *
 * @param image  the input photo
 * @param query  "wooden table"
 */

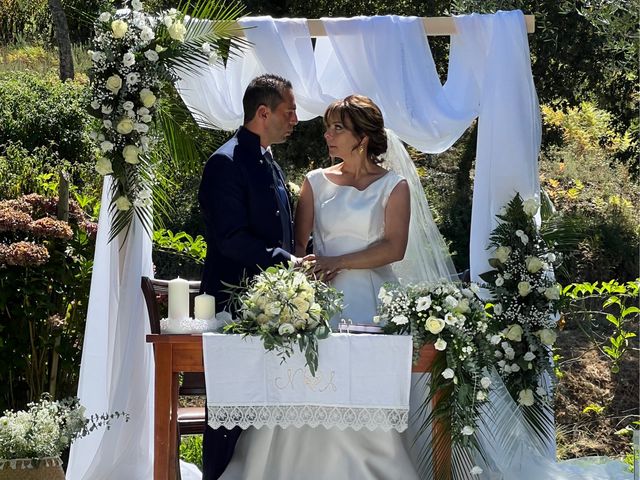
xmin=146 ymin=334 xmax=450 ymax=480
xmin=146 ymin=334 xmax=204 ymax=480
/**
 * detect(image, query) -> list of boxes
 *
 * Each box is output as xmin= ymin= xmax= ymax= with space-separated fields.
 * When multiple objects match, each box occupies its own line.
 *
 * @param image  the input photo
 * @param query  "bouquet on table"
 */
xmin=377 ymin=281 xmax=495 ymax=453
xmin=226 ymin=262 xmax=343 ymax=376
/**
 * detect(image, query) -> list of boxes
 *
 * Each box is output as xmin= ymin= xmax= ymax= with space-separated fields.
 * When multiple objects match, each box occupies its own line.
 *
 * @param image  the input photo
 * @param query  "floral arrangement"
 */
xmin=376 ymin=281 xmax=494 ymax=455
xmin=480 ymin=192 xmax=562 ymax=425
xmin=0 ymin=396 xmax=128 ymax=460
xmin=88 ymin=0 xmax=245 ymax=241
xmin=226 ymin=263 xmax=343 ymax=376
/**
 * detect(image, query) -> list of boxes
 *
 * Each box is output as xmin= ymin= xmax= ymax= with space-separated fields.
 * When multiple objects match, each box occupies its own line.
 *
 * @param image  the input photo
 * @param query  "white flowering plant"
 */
xmin=480 ymin=194 xmax=563 ymax=429
xmin=376 ymin=281 xmax=495 ymax=453
xmin=0 ymin=395 xmax=128 ymax=461
xmin=225 ymin=263 xmax=343 ymax=376
xmin=88 ymin=0 xmax=246 ymax=241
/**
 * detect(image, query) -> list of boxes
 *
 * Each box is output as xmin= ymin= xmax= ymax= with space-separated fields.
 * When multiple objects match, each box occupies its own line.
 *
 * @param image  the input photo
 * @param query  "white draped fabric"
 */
xmin=66 ymin=177 xmax=155 ymax=479
xmin=176 ymin=10 xmax=541 ymax=281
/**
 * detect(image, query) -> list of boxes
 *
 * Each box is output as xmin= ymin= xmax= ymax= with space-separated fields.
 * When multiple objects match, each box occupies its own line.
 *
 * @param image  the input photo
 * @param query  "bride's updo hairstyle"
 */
xmin=324 ymin=95 xmax=388 ymax=164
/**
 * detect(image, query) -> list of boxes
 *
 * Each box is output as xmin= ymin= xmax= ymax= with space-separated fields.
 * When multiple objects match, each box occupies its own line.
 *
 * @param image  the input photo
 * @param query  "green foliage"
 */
xmin=179 ymin=435 xmax=203 ymax=470
xmin=540 ymin=103 xmax=639 ymax=283
xmin=563 ymin=280 xmax=639 ymax=374
xmin=0 ymin=71 xmax=96 ymax=167
xmin=153 ymin=229 xmax=207 ymax=264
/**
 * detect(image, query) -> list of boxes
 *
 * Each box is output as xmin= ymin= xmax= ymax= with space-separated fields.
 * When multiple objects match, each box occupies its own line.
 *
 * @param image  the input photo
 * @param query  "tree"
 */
xmin=49 ymin=0 xmax=74 ymax=81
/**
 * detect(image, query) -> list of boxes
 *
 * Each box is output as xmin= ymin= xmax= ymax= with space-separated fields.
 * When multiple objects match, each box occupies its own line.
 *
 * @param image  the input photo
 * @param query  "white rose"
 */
xmin=140 ymin=88 xmax=157 ymax=108
xmin=518 ymin=389 xmax=535 ymax=406
xmin=536 ymin=386 xmax=547 ymax=397
xmin=434 ymin=338 xmax=447 ymax=351
xmin=544 ymin=285 xmax=561 ymax=300
xmin=493 ymin=303 xmax=503 ymax=315
xmin=123 ymin=101 xmax=134 ymax=111
xmin=100 ymin=140 xmax=114 ymax=152
xmin=98 ymin=12 xmax=111 ymax=22
xmin=495 ymin=275 xmax=504 ymax=287
xmin=122 ymin=52 xmax=135 ymax=67
xmin=538 ymin=328 xmax=557 ymax=346
xmin=103 ymin=119 xmax=112 ymax=129
xmin=111 ymin=19 xmax=128 ymax=38
xmin=163 ymin=15 xmax=174 ymax=28
xmin=470 ymin=466 xmax=483 ymax=476
xmin=140 ymin=26 xmax=155 ymax=42
xmin=137 ymin=107 xmax=150 ymax=116
xmin=372 ymin=315 xmax=381 ymax=324
xmin=144 ymin=50 xmax=159 ymax=62
xmin=201 ymin=42 xmax=211 ymax=54
xmin=547 ymin=253 xmax=557 ymax=263
xmin=425 ymin=316 xmax=445 ymax=334
xmin=391 ymin=314 xmax=409 ymax=326
xmin=494 ymin=350 xmax=503 ymax=358
xmin=134 ymin=122 xmax=149 ymax=133
xmin=131 ymin=0 xmax=143 ymax=11
xmin=441 ymin=368 xmax=455 ymax=379
xmin=256 ymin=313 xmax=269 ymax=325
xmin=97 ymin=133 xmax=105 ymax=141
xmin=461 ymin=426 xmax=474 ymax=436
xmin=91 ymin=51 xmax=105 ymax=63
xmin=291 ymin=297 xmax=310 ymax=314
xmin=476 ymin=391 xmax=487 ymax=401
xmin=123 ymin=145 xmax=139 ymax=164
xmin=95 ymin=157 xmax=113 ymax=176
xmin=141 ymin=114 xmax=153 ymax=123
xmin=503 ymin=364 xmax=512 ymax=373
xmin=116 ymin=118 xmax=134 ymax=134
xmin=105 ymin=74 xmax=122 ymax=94
xmin=504 ymin=347 xmax=515 ymax=360
xmin=115 ymin=195 xmax=132 ymax=211
xmin=444 ymin=295 xmax=458 ymax=309
xmin=523 ymin=352 xmax=536 ymax=361
xmin=518 ymin=281 xmax=531 ymax=297
xmin=168 ymin=21 xmax=186 ymax=42
xmin=278 ymin=323 xmax=295 ymax=335
xmin=525 ymin=256 xmax=545 ymax=273
xmin=480 ymin=377 xmax=491 ymax=389
xmin=490 ymin=334 xmax=502 ymax=345
xmin=497 ymin=360 xmax=506 ymax=368
xmin=293 ymin=318 xmax=307 ymax=330
xmin=504 ymin=324 xmax=523 ymax=342
xmin=456 ymin=298 xmax=470 ymax=313
xmin=511 ymin=363 xmax=521 ymax=372
xmin=493 ymin=245 xmax=511 ymax=264
xmin=416 ymin=295 xmax=432 ymax=311
xmin=523 ymin=198 xmax=539 ymax=216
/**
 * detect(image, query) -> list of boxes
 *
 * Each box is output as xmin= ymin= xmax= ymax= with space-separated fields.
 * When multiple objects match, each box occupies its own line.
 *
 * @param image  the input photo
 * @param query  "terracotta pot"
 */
xmin=0 ymin=457 xmax=64 ymax=480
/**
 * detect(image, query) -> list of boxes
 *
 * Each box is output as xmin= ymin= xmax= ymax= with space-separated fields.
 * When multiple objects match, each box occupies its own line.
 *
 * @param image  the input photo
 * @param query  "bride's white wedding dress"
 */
xmin=219 ymin=167 xmax=419 ymax=480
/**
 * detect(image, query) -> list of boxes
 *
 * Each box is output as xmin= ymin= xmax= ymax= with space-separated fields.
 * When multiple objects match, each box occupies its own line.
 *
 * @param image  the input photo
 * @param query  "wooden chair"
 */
xmin=141 ymin=277 xmax=207 ymax=438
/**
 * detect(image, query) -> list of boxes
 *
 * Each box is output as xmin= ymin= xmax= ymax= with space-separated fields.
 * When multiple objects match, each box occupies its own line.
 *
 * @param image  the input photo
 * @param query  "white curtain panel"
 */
xmin=66 ymin=176 xmax=155 ymax=480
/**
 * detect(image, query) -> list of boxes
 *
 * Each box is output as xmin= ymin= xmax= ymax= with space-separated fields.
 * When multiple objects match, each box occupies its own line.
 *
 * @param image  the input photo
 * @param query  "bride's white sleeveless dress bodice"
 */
xmin=307 ymin=167 xmax=403 ymax=327
xmin=218 ymin=167 xmax=419 ymax=480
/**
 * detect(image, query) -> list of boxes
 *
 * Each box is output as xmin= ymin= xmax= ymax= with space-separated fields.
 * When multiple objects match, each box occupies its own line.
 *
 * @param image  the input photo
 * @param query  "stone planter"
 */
xmin=0 ymin=457 xmax=64 ymax=480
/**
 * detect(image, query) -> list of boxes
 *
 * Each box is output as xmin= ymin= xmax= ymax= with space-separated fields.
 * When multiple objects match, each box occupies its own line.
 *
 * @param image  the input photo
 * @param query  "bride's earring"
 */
xmin=358 ymin=145 xmax=364 ymax=155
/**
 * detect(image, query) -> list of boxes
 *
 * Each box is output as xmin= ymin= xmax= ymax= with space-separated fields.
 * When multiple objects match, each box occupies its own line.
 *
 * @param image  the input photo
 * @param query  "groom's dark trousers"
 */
xmin=198 ymin=126 xmax=294 ymax=480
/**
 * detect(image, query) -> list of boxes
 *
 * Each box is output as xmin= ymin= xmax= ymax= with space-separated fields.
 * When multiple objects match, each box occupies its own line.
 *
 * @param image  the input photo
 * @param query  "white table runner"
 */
xmin=202 ymin=333 xmax=412 ymax=431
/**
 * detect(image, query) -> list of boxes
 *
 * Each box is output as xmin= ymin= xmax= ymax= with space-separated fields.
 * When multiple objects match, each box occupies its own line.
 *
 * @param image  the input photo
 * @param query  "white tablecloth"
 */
xmin=202 ymin=333 xmax=412 ymax=431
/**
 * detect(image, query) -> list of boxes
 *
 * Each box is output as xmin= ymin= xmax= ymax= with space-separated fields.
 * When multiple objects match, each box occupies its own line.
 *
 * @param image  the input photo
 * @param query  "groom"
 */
xmin=198 ymin=74 xmax=302 ymax=479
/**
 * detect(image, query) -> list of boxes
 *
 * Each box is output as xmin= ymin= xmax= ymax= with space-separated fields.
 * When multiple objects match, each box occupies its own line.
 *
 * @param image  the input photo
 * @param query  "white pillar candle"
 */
xmin=168 ymin=277 xmax=189 ymax=321
xmin=194 ymin=293 xmax=216 ymax=320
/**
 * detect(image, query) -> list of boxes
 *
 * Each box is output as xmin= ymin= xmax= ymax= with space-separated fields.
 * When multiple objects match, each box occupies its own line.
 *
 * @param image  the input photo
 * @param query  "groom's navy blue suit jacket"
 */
xmin=198 ymin=125 xmax=294 ymax=310
xmin=199 ymin=126 xmax=294 ymax=480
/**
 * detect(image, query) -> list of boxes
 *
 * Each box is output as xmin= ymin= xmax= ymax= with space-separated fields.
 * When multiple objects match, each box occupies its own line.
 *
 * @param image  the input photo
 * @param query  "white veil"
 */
xmin=381 ymin=129 xmax=458 ymax=284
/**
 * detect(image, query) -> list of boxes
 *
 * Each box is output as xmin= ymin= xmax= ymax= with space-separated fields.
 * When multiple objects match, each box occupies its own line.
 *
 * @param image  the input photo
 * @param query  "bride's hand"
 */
xmin=313 ymin=256 xmax=342 ymax=282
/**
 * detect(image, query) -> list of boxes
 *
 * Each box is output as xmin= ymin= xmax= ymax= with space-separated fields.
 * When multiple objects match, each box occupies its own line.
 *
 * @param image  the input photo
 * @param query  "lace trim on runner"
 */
xmin=207 ymin=404 xmax=409 ymax=432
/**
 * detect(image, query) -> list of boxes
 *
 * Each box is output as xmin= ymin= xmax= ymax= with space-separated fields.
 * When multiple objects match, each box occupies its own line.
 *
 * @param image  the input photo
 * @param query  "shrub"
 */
xmin=540 ymin=102 xmax=639 ymax=282
xmin=0 ymin=71 xmax=95 ymax=167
